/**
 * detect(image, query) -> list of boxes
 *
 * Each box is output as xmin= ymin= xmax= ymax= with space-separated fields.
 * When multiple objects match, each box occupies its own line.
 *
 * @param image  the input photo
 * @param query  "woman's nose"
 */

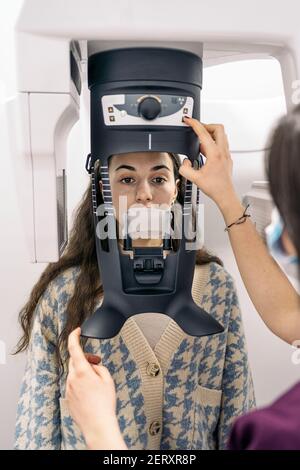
xmin=135 ymin=181 xmax=153 ymax=203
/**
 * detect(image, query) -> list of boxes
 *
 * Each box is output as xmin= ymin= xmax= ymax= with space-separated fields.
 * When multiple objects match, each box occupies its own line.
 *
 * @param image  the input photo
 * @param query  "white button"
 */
xmin=146 ymin=362 xmax=160 ymax=377
xmin=120 ymin=110 xmax=127 ymax=117
xmin=149 ymin=420 xmax=161 ymax=436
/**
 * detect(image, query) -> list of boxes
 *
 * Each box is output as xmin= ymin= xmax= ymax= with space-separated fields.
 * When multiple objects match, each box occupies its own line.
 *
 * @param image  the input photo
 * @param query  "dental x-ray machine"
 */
xmin=7 ymin=0 xmax=300 ymax=339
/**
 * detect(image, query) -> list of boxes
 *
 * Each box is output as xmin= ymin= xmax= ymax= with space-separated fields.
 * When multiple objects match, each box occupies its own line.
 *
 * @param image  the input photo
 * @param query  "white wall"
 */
xmin=1 ymin=1 xmax=300 ymax=450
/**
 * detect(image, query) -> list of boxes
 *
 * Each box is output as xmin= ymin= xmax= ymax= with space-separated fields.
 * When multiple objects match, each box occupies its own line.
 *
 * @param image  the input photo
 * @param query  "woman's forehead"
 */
xmin=109 ymin=152 xmax=172 ymax=169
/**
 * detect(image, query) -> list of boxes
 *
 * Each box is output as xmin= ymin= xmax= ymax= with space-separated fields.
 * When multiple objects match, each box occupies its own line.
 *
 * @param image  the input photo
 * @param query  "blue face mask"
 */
xmin=265 ymin=208 xmax=299 ymax=282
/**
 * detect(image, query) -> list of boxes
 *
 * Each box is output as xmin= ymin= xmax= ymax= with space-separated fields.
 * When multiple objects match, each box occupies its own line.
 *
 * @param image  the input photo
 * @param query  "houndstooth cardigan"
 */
xmin=14 ymin=261 xmax=256 ymax=450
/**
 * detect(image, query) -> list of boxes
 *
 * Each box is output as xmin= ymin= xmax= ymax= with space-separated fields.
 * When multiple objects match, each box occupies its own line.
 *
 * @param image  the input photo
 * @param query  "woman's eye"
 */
xmin=120 ymin=177 xmax=135 ymax=184
xmin=152 ymin=177 xmax=167 ymax=184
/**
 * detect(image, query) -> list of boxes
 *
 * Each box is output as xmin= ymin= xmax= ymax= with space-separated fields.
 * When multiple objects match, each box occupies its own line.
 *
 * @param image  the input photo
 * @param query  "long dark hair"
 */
xmin=266 ymin=103 xmax=300 ymax=267
xmin=14 ymin=152 xmax=223 ymax=369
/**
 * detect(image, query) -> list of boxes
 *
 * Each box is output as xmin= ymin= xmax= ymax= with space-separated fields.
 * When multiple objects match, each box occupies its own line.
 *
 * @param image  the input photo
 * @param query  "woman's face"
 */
xmin=99 ymin=152 xmax=180 ymax=246
xmin=100 ymin=151 xmax=180 ymax=217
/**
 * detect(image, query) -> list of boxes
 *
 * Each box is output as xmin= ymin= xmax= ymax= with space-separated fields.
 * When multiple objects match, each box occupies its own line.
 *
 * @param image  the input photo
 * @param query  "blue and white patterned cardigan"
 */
xmin=14 ymin=261 xmax=256 ymax=450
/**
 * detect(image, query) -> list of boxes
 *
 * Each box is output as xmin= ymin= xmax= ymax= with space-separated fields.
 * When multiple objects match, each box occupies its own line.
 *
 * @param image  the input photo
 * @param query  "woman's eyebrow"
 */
xmin=151 ymin=165 xmax=171 ymax=172
xmin=114 ymin=164 xmax=170 ymax=172
xmin=115 ymin=164 xmax=136 ymax=172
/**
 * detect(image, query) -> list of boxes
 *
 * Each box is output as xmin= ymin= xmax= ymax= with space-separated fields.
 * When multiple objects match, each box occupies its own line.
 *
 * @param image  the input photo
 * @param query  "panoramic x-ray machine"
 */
xmin=7 ymin=0 xmax=300 ymax=338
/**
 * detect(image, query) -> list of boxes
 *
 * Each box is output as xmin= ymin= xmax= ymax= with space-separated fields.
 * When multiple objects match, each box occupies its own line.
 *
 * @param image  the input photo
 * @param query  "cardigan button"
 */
xmin=146 ymin=362 xmax=160 ymax=377
xmin=149 ymin=420 xmax=161 ymax=436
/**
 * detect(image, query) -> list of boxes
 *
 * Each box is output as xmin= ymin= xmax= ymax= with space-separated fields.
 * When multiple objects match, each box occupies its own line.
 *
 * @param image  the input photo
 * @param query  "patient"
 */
xmin=14 ymin=151 xmax=255 ymax=450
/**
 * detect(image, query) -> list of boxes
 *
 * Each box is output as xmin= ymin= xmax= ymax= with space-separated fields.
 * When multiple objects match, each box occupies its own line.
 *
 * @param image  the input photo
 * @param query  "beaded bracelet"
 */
xmin=224 ymin=204 xmax=251 ymax=232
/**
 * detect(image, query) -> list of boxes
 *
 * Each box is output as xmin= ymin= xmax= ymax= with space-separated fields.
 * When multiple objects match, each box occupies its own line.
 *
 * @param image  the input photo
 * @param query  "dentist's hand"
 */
xmin=179 ymin=119 xmax=300 ymax=346
xmin=179 ymin=117 xmax=237 ymax=211
xmin=66 ymin=327 xmax=127 ymax=450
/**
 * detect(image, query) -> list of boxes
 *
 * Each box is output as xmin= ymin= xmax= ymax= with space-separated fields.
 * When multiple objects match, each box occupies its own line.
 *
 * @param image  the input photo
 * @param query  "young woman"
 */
xmin=14 ymin=149 xmax=255 ymax=450
xmin=64 ymin=107 xmax=300 ymax=450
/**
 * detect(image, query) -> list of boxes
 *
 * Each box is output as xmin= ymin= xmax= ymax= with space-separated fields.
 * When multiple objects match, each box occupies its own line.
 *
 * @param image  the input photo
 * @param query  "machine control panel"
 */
xmin=101 ymin=93 xmax=194 ymax=126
